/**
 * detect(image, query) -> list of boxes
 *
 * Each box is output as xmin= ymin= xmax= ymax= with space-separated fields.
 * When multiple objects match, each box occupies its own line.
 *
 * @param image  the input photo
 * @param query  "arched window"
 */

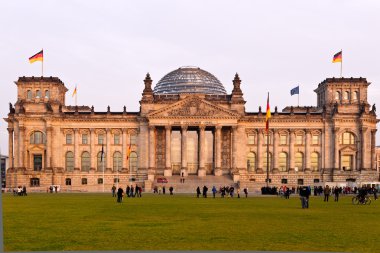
xmin=279 ymin=152 xmax=288 ymax=172
xmin=30 ymin=131 xmax=45 ymax=144
xmin=113 ymin=151 xmax=122 ymax=172
xmin=129 ymin=152 xmax=138 ymax=172
xmin=27 ymin=90 xmax=32 ymax=99
xmin=247 ymin=152 xmax=256 ymax=172
xmin=65 ymin=178 xmax=71 ymax=186
xmin=263 ymin=152 xmax=272 ymax=172
xmin=45 ymin=90 xmax=50 ymax=99
xmin=81 ymin=151 xmax=90 ymax=172
xmin=344 ymin=91 xmax=350 ymax=100
xmin=352 ymin=91 xmax=358 ymax=100
xmin=97 ymin=151 xmax=106 ymax=171
xmin=311 ymin=152 xmax=319 ymax=171
xmin=342 ymin=132 xmax=355 ymax=144
xmin=65 ymin=151 xmax=74 ymax=172
xmin=295 ymin=152 xmax=304 ymax=171
xmin=36 ymin=90 xmax=41 ymax=98
xmin=335 ymin=91 xmax=341 ymax=101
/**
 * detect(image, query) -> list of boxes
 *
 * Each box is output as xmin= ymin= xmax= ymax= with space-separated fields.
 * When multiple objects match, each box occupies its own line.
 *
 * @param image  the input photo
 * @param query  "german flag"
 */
xmin=332 ymin=51 xmax=342 ymax=63
xmin=29 ymin=50 xmax=43 ymax=63
xmin=265 ymin=93 xmax=271 ymax=132
xmin=126 ymin=144 xmax=131 ymax=160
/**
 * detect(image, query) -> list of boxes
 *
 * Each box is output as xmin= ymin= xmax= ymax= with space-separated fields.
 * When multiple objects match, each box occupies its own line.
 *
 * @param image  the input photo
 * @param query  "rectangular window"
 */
xmin=82 ymin=134 xmax=88 ymax=144
xmin=297 ymin=179 xmax=304 ymax=185
xmin=114 ymin=134 xmax=120 ymax=145
xmin=296 ymin=135 xmax=303 ymax=145
xmin=313 ymin=179 xmax=320 ymax=183
xmin=280 ymin=135 xmax=287 ymax=145
xmin=98 ymin=178 xmax=103 ymax=184
xmin=65 ymin=178 xmax=71 ymax=185
xmin=114 ymin=178 xmax=120 ymax=183
xmin=281 ymin=178 xmax=288 ymax=184
xmin=263 ymin=134 xmax=272 ymax=145
xmin=342 ymin=155 xmax=352 ymax=171
xmin=130 ymin=135 xmax=137 ymax=145
xmin=248 ymin=135 xmax=255 ymax=145
xmin=66 ymin=134 xmax=73 ymax=144
xmin=81 ymin=178 xmax=87 ymax=185
xmin=30 ymin=178 xmax=40 ymax=187
xmin=27 ymin=90 xmax=32 ymax=99
xmin=312 ymin=135 xmax=319 ymax=145
xmin=98 ymin=134 xmax=104 ymax=144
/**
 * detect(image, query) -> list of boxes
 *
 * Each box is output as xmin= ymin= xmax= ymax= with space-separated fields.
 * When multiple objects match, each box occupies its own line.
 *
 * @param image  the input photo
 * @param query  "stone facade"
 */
xmin=4 ymin=72 xmax=379 ymax=192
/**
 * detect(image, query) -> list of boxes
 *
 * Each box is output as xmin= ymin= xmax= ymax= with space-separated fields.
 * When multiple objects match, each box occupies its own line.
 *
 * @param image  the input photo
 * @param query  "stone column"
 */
xmin=13 ymin=124 xmax=19 ymax=168
xmin=289 ymin=130 xmax=295 ymax=172
xmin=214 ymin=126 xmax=222 ymax=176
xmin=181 ymin=125 xmax=188 ymax=174
xmin=164 ymin=125 xmax=172 ymax=176
xmin=272 ymin=129 xmax=278 ymax=173
xmin=334 ymin=128 xmax=340 ymax=170
xmin=106 ymin=128 xmax=112 ymax=170
xmin=122 ymin=128 xmax=128 ymax=170
xmin=305 ymin=130 xmax=311 ymax=172
xmin=74 ymin=128 xmax=80 ymax=170
xmin=257 ymin=130 xmax=263 ymax=172
xmin=7 ymin=128 xmax=14 ymax=168
xmin=371 ymin=129 xmax=377 ymax=171
xmin=198 ymin=125 xmax=206 ymax=177
xmin=149 ymin=125 xmax=156 ymax=170
xmin=46 ymin=127 xmax=53 ymax=168
xmin=90 ymin=129 xmax=96 ymax=170
xmin=232 ymin=126 xmax=238 ymax=170
xmin=19 ymin=126 xmax=25 ymax=168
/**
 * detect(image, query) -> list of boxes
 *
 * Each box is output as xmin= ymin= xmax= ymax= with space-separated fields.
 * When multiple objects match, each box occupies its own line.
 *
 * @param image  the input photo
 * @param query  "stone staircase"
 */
xmin=150 ymin=175 xmax=237 ymax=193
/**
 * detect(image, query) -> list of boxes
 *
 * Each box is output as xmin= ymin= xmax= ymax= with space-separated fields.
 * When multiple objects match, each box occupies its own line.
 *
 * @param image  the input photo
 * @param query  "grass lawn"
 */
xmin=2 ymin=193 xmax=379 ymax=252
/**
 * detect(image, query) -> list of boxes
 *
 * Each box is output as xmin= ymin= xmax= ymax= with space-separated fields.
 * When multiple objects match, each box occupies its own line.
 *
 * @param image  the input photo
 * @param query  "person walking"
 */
xmin=243 ymin=188 xmax=248 ymax=198
xmin=163 ymin=186 xmax=166 ymax=195
xmin=212 ymin=186 xmax=217 ymax=198
xmin=372 ymin=186 xmax=378 ymax=200
xmin=334 ymin=187 xmax=340 ymax=202
xmin=237 ymin=188 xmax=240 ymax=198
xmin=196 ymin=186 xmax=201 ymax=198
xmin=111 ymin=185 xmax=116 ymax=197
xmin=169 ymin=186 xmax=174 ymax=195
xmin=324 ymin=185 xmax=331 ymax=202
xmin=203 ymin=185 xmax=208 ymax=198
xmin=117 ymin=187 xmax=124 ymax=203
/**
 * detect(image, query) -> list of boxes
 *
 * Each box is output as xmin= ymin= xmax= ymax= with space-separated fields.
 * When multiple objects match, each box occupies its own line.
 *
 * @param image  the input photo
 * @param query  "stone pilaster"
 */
xmin=305 ymin=130 xmax=311 ymax=172
xmin=272 ymin=129 xmax=278 ymax=173
xmin=232 ymin=126 xmax=238 ymax=170
xmin=289 ymin=131 xmax=295 ymax=172
xmin=149 ymin=125 xmax=156 ymax=170
xmin=198 ymin=125 xmax=206 ymax=177
xmin=13 ymin=124 xmax=19 ymax=168
xmin=46 ymin=127 xmax=53 ymax=168
xmin=19 ymin=126 xmax=25 ymax=169
xmin=214 ymin=126 xmax=222 ymax=176
xmin=7 ymin=128 xmax=14 ymax=168
xmin=106 ymin=128 xmax=111 ymax=170
xmin=371 ymin=129 xmax=377 ymax=170
xmin=74 ymin=128 xmax=79 ymax=170
xmin=257 ymin=130 xmax=263 ymax=173
xmin=164 ymin=125 xmax=172 ymax=176
xmin=122 ymin=128 xmax=128 ymax=170
xmin=181 ymin=125 xmax=188 ymax=172
xmin=334 ymin=128 xmax=340 ymax=170
xmin=90 ymin=128 xmax=96 ymax=170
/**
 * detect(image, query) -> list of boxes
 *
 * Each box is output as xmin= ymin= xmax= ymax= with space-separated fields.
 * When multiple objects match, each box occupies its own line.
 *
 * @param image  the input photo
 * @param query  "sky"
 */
xmin=0 ymin=0 xmax=379 ymax=155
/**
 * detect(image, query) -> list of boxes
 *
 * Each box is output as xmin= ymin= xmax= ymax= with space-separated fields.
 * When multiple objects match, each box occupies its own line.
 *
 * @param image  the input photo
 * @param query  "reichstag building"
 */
xmin=4 ymin=66 xmax=379 ymax=192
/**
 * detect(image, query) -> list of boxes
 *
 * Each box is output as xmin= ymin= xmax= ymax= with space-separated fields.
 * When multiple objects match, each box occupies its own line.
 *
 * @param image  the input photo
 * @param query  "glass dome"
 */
xmin=153 ymin=66 xmax=227 ymax=95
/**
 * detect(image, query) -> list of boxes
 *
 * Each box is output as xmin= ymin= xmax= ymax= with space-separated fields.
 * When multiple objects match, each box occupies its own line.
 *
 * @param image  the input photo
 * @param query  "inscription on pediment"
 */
xmin=167 ymin=100 xmax=220 ymax=117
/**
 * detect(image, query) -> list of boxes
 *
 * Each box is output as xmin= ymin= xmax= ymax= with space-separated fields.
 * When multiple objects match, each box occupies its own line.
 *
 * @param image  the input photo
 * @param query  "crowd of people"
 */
xmin=12 ymin=186 xmax=27 ymax=196
xmin=112 ymin=184 xmax=143 ymax=203
xmin=196 ymin=185 xmax=248 ymax=198
xmin=152 ymin=185 xmax=174 ymax=195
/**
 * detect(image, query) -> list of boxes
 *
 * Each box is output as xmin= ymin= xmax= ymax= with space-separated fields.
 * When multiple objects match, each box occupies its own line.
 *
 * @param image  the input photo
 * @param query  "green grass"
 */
xmin=3 ymin=193 xmax=380 ymax=252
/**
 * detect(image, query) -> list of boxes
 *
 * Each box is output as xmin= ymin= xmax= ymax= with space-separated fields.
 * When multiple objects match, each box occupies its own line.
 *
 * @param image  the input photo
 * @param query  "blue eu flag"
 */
xmin=290 ymin=86 xmax=299 ymax=96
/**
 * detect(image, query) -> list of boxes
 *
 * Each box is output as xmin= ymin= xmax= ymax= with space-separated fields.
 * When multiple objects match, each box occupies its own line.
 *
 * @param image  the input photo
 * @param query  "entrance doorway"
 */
xmin=34 ymin=154 xmax=42 ymax=171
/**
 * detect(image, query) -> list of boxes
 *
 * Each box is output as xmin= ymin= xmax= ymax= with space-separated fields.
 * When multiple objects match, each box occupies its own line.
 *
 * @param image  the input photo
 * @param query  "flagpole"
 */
xmin=298 ymin=93 xmax=299 ymax=107
xmin=266 ymin=127 xmax=269 ymax=188
xmin=340 ymin=49 xmax=343 ymax=78
xmin=41 ymin=48 xmax=44 ymax=77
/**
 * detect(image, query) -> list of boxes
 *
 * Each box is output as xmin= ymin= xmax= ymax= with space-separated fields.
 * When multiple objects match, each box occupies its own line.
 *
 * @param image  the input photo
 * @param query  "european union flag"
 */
xmin=290 ymin=86 xmax=299 ymax=96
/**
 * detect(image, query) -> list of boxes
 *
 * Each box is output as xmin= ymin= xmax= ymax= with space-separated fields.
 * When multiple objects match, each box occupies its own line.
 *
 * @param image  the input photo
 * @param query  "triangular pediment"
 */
xmin=340 ymin=145 xmax=357 ymax=152
xmin=147 ymin=96 xmax=241 ymax=119
xmin=28 ymin=145 xmax=45 ymax=152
